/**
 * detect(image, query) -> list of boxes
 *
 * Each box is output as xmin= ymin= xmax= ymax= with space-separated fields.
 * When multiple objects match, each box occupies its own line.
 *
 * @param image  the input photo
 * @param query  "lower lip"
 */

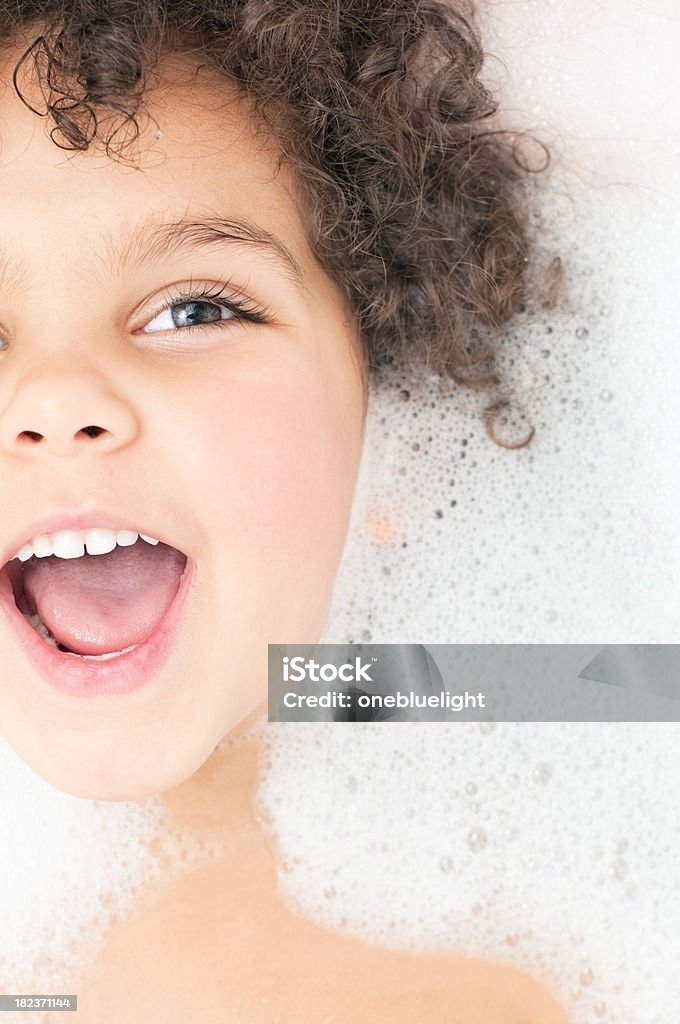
xmin=0 ymin=558 xmax=194 ymax=699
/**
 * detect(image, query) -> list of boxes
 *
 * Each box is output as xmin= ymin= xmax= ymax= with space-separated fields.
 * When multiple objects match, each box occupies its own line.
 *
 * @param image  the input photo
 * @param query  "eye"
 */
xmin=143 ymin=298 xmax=236 ymax=333
xmin=138 ymin=283 xmax=273 ymax=337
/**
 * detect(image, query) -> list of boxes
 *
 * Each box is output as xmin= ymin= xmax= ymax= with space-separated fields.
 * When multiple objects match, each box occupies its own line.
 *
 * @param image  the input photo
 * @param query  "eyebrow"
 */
xmin=107 ymin=213 xmax=308 ymax=294
xmin=0 ymin=213 xmax=308 ymax=296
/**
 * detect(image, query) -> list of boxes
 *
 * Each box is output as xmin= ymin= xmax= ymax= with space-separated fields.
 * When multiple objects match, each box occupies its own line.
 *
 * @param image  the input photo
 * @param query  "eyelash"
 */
xmin=144 ymin=282 xmax=274 ymax=336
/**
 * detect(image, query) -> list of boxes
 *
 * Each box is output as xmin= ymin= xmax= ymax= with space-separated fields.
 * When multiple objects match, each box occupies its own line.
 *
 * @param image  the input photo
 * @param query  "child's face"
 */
xmin=0 ymin=51 xmax=366 ymax=799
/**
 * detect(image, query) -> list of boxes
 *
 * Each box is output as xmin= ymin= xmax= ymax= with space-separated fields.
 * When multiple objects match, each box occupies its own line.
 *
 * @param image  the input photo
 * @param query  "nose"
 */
xmin=0 ymin=369 xmax=139 ymax=459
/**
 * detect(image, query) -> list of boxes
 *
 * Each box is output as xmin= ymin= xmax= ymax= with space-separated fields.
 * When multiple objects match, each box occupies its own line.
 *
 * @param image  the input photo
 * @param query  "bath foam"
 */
xmin=258 ymin=3 xmax=680 ymax=1023
xmin=0 ymin=737 xmax=225 ymax=1017
xmin=0 ymin=739 xmax=163 ymax=1000
xmin=258 ymin=721 xmax=679 ymax=1024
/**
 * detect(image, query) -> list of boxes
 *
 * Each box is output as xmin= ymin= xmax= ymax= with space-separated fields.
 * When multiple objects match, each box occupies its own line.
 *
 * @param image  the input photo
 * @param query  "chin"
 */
xmin=8 ymin=719 xmax=222 ymax=802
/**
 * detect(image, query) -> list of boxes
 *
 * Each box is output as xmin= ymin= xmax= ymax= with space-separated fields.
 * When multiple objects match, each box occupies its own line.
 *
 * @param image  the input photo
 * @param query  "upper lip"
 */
xmin=0 ymin=508 xmax=186 ymax=568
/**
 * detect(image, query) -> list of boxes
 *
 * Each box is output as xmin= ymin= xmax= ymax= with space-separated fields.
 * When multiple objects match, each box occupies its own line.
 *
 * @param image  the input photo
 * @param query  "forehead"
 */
xmin=0 ymin=46 xmax=313 ymax=280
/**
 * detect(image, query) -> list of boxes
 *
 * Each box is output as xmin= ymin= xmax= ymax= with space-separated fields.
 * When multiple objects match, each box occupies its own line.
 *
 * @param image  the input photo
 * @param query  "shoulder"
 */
xmin=330 ymin=941 xmax=571 ymax=1024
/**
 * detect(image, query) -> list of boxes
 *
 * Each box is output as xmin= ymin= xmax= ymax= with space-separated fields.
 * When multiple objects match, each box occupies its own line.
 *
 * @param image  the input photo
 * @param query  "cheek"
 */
xmin=180 ymin=372 xmax=361 ymax=566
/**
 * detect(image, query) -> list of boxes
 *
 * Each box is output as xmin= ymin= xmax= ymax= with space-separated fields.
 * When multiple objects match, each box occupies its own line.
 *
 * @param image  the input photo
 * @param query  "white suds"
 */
xmin=0 ymin=742 xmax=165 ymax=998
xmin=257 ymin=3 xmax=680 ymax=1023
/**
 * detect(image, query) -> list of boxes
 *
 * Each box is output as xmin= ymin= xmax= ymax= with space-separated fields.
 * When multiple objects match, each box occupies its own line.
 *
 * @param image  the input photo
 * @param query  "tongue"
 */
xmin=22 ymin=541 xmax=187 ymax=655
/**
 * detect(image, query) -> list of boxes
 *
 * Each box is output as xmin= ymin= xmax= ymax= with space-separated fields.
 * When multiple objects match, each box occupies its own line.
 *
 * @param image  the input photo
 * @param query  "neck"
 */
xmin=158 ymin=707 xmax=268 ymax=853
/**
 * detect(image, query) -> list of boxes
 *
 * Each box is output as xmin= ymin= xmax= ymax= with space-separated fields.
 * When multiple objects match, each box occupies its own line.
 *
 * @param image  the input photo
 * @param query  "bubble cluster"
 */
xmin=0 ymin=741 xmax=161 ymax=998
xmin=258 ymin=722 xmax=680 ymax=1024
xmin=257 ymin=3 xmax=679 ymax=1024
xmin=0 ymin=738 xmax=227 ymax=1013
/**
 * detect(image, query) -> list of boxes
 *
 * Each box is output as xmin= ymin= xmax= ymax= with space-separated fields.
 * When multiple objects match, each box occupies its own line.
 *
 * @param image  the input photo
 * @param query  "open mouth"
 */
xmin=1 ymin=528 xmax=189 ymax=670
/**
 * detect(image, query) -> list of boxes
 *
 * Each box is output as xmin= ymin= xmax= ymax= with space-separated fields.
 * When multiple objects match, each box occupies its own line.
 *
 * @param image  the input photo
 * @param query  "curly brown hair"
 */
xmin=0 ymin=0 xmax=549 ymax=443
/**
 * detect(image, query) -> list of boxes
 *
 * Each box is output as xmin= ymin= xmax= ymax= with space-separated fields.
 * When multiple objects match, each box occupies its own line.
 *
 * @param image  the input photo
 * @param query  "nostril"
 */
xmin=15 ymin=425 xmax=108 ymax=445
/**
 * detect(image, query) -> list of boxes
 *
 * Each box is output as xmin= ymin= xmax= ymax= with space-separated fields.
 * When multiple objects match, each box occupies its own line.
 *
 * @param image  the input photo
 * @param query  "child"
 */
xmin=0 ymin=0 xmax=567 ymax=1019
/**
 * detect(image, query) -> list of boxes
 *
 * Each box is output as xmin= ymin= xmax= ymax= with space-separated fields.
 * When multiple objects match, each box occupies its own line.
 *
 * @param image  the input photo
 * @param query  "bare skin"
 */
xmin=36 ymin=718 xmax=572 ymax=1024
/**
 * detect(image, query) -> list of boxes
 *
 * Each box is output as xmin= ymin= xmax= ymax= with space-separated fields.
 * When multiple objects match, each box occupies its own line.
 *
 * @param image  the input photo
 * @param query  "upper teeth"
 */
xmin=13 ymin=529 xmax=160 ymax=562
